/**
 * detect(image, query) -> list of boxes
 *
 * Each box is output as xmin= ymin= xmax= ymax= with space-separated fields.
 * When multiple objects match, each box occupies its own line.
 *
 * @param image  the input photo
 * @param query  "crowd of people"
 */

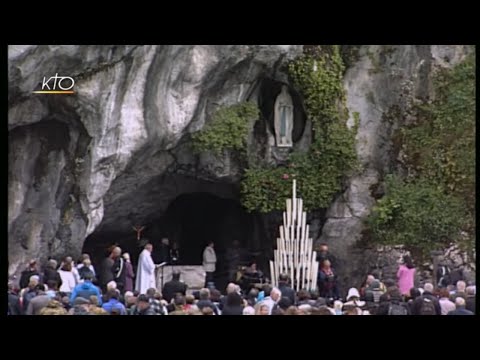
xmin=7 ymin=243 xmax=476 ymax=315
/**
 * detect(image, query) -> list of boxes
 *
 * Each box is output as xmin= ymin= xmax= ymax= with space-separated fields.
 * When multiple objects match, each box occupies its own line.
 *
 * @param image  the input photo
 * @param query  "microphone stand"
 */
xmin=157 ymin=262 xmax=167 ymax=289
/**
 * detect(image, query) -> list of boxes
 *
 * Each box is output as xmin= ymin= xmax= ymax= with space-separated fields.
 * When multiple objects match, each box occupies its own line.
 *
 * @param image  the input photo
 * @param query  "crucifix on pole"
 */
xmin=132 ymin=225 xmax=146 ymax=242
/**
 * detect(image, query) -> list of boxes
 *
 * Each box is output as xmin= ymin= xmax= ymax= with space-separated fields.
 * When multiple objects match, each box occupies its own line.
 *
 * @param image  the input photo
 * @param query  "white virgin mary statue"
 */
xmin=274 ymin=85 xmax=294 ymax=147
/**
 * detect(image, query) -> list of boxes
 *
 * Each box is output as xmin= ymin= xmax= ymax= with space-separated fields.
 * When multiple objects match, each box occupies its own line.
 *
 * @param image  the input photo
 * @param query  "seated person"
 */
xmin=241 ymin=262 xmax=264 ymax=291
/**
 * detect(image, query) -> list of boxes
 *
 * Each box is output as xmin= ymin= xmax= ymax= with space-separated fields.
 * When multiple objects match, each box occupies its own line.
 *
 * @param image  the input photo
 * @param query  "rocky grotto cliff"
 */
xmin=8 ymin=45 xmax=475 ymax=288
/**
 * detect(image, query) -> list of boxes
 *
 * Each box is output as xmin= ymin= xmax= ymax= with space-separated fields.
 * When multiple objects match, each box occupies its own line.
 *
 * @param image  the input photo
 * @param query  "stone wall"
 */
xmin=358 ymin=244 xmax=476 ymax=288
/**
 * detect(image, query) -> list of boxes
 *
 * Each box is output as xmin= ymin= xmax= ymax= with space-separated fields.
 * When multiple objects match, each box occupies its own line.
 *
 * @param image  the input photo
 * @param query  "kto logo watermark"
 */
xmin=33 ymin=73 xmax=75 ymax=94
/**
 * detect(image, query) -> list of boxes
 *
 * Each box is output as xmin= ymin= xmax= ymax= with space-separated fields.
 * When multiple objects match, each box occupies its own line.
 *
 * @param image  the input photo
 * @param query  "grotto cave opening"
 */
xmin=82 ymin=189 xmax=264 ymax=291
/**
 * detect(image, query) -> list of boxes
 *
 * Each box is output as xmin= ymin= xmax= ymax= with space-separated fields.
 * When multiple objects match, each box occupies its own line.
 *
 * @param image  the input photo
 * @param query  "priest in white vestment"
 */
xmin=135 ymin=243 xmax=156 ymax=294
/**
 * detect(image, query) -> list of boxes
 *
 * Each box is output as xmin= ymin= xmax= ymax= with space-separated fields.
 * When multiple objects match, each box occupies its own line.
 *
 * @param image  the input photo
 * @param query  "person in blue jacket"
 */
xmin=70 ymin=273 xmax=102 ymax=305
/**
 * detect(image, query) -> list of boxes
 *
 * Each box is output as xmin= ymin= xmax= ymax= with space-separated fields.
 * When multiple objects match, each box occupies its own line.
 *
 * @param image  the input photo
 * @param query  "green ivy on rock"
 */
xmin=367 ymin=175 xmax=467 ymax=254
xmin=241 ymin=45 xmax=358 ymax=212
xmin=191 ymin=102 xmax=259 ymax=155
xmin=367 ymin=51 xmax=475 ymax=257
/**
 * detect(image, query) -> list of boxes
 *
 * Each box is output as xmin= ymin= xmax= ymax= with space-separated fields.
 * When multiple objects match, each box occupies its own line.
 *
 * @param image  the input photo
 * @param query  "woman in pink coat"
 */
xmin=397 ymin=255 xmax=416 ymax=297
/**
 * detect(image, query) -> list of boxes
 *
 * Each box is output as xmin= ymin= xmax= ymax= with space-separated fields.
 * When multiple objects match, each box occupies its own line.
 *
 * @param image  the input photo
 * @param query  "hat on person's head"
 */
xmin=73 ymin=297 xmax=91 ymax=306
xmin=346 ymin=288 xmax=361 ymax=301
xmin=124 ymin=291 xmax=134 ymax=298
xmin=370 ymin=280 xmax=381 ymax=290
xmin=29 ymin=275 xmax=40 ymax=283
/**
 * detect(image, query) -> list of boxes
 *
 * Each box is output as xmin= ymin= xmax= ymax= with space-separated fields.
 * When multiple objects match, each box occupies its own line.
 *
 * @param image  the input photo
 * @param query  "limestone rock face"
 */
xmin=8 ymin=45 xmax=303 ymax=276
xmin=9 ymin=45 xmax=474 ymax=289
xmin=318 ymin=45 xmax=472 ymax=291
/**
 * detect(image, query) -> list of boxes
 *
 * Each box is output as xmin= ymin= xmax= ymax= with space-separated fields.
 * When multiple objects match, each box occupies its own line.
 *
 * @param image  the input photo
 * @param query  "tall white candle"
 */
xmin=298 ymin=199 xmax=303 ymax=229
xmin=270 ymin=260 xmax=275 ymax=289
xmin=286 ymin=199 xmax=291 ymax=227
xmin=292 ymin=197 xmax=297 ymax=227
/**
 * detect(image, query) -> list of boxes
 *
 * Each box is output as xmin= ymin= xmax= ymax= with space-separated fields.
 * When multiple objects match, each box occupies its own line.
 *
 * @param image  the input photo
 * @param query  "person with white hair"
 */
xmin=124 ymin=291 xmax=137 ymax=314
xmin=465 ymin=286 xmax=476 ymax=314
xmin=412 ymin=283 xmax=441 ymax=315
xmin=196 ymin=288 xmax=219 ymax=315
xmin=263 ymin=287 xmax=281 ymax=314
xmin=450 ymin=280 xmax=467 ymax=302
xmin=107 ymin=280 xmax=117 ymax=291
xmin=447 ymin=297 xmax=474 ymax=315
xmin=218 ymin=283 xmax=237 ymax=311
xmin=20 ymin=278 xmax=40 ymax=314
